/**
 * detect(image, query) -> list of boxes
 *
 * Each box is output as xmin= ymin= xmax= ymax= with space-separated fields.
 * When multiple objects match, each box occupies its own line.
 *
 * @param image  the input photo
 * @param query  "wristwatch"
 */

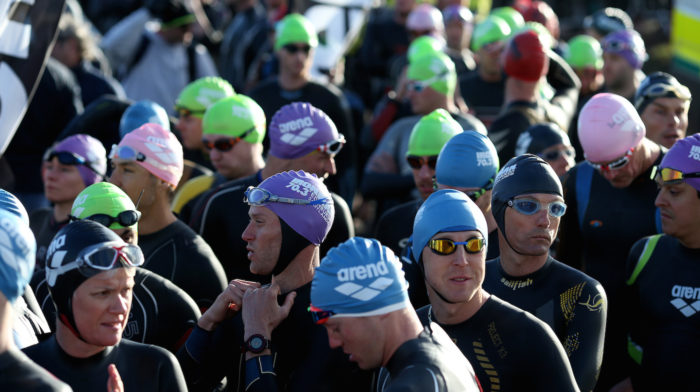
xmin=243 ymin=334 xmax=271 ymax=354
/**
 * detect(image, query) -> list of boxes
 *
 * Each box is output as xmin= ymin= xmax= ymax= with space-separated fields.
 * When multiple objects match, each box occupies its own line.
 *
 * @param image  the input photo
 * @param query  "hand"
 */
xmin=107 ymin=364 xmax=123 ymax=392
xmin=198 ymin=279 xmax=261 ymax=331
xmin=242 ymin=277 xmax=296 ymax=340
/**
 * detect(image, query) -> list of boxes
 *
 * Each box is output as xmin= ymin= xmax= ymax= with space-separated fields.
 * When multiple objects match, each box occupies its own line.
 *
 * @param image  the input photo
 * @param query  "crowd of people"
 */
xmin=0 ymin=0 xmax=698 ymax=391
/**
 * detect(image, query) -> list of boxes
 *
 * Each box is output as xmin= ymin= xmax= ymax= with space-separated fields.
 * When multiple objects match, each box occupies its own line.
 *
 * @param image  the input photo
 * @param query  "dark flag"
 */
xmin=0 ymin=0 xmax=66 ymax=154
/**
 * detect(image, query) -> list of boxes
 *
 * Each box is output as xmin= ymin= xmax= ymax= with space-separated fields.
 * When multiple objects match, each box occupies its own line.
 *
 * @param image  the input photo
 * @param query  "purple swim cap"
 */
xmin=50 ymin=134 xmax=107 ymax=186
xmin=659 ymin=134 xmax=700 ymax=192
xmin=268 ymin=102 xmax=343 ymax=159
xmin=255 ymin=170 xmax=334 ymax=245
xmin=602 ymin=29 xmax=647 ymax=69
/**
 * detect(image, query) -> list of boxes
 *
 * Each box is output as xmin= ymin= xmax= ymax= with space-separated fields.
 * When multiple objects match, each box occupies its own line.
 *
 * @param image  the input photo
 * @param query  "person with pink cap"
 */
xmin=557 ymin=92 xmax=666 ymax=391
xmin=488 ymin=30 xmax=579 ymax=165
xmin=30 ymin=134 xmax=107 ymax=269
xmin=109 ymin=123 xmax=227 ymax=310
xmin=616 ymin=133 xmax=700 ymax=392
xmin=189 ymin=102 xmax=354 ymax=283
xmin=177 ymin=170 xmax=373 ymax=391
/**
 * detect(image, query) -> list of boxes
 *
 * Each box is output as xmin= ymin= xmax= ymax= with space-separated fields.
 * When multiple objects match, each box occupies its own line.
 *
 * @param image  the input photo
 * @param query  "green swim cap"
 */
xmin=274 ymin=14 xmax=318 ymax=51
xmin=519 ymin=21 xmax=554 ymax=49
xmin=490 ymin=7 xmax=524 ymax=32
xmin=471 ymin=15 xmax=511 ymax=51
xmin=565 ymin=35 xmax=603 ymax=70
xmin=175 ymin=77 xmax=235 ymax=118
xmin=71 ymin=182 xmax=137 ymax=230
xmin=407 ymin=35 xmax=444 ymax=63
xmin=407 ymin=109 xmax=463 ymax=157
xmin=407 ymin=51 xmax=457 ymax=96
xmin=202 ymin=95 xmax=266 ymax=143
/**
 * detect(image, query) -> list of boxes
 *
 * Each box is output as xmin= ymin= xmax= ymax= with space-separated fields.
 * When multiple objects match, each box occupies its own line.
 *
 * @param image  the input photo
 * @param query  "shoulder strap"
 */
xmin=626 ymin=234 xmax=662 ymax=286
xmin=122 ymin=33 xmax=150 ymax=80
xmin=187 ymin=43 xmax=198 ymax=82
xmin=575 ymin=162 xmax=594 ymax=231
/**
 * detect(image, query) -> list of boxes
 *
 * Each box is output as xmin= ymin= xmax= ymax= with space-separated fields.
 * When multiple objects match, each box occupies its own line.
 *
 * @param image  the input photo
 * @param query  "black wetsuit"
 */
xmin=29 ymin=209 xmax=69 ymax=271
xmin=557 ymin=152 xmax=664 ymax=391
xmin=488 ymin=100 xmax=550 ymax=165
xmin=138 ymin=219 xmax=227 ymax=310
xmin=32 ymin=268 xmax=200 ymax=353
xmin=248 ymin=77 xmax=357 ymax=206
xmin=0 ymin=348 xmax=71 ymax=391
xmin=484 ymin=256 xmax=607 ymax=392
xmin=176 ymin=283 xmax=372 ymax=391
xmin=417 ymin=296 xmax=579 ymax=392
xmin=623 ymin=234 xmax=700 ymax=392
xmin=459 ymin=72 xmax=504 ymax=129
xmin=189 ymin=172 xmax=354 ymax=281
xmin=24 ymin=335 xmax=187 ymax=391
xmin=375 ymin=323 xmax=481 ymax=392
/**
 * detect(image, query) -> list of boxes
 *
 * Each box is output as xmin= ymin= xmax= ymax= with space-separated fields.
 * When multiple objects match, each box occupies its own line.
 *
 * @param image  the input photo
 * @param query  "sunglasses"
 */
xmin=71 ymin=210 xmax=141 ymax=228
xmin=308 ymin=305 xmax=335 ymax=325
xmin=429 ymin=237 xmax=485 ymax=255
xmin=44 ymin=150 xmax=104 ymax=178
xmin=604 ymin=39 xmax=633 ymax=53
xmin=652 ymin=166 xmax=700 ymax=186
xmin=406 ymin=155 xmax=438 ymax=170
xmin=539 ymin=147 xmax=575 ymax=162
xmin=176 ymin=107 xmax=205 ymax=118
xmin=46 ymin=241 xmax=145 ymax=285
xmin=588 ymin=148 xmax=634 ymax=172
xmin=283 ymin=44 xmax=311 ymax=54
xmin=244 ymin=186 xmax=329 ymax=206
xmin=202 ymin=127 xmax=256 ymax=152
xmin=508 ymin=198 xmax=567 ymax=217
xmin=317 ymin=134 xmax=346 ymax=155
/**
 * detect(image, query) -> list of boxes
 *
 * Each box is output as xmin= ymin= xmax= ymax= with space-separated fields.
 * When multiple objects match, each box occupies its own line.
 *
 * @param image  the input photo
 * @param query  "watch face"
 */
xmin=250 ymin=336 xmax=264 ymax=350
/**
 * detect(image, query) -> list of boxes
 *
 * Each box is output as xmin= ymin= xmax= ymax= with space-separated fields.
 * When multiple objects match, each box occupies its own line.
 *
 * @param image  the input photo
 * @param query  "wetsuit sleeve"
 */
xmin=545 ymin=50 xmax=580 ymax=131
xmin=385 ymin=367 xmax=448 ymax=392
xmin=177 ymin=234 xmax=228 ymax=310
xmin=157 ymin=347 xmax=189 ymax=391
xmin=556 ymin=167 xmax=584 ymax=270
xmin=530 ymin=323 xmax=581 ymax=392
xmin=361 ymin=121 xmax=416 ymax=199
xmin=565 ymin=280 xmax=608 ymax=392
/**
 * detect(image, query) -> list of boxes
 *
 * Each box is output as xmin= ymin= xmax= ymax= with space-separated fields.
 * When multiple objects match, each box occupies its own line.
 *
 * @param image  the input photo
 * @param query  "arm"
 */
xmin=532 ymin=323 xmax=581 ymax=392
xmin=556 ymin=168 xmax=584 ymax=270
xmin=545 ymin=50 xmax=581 ymax=131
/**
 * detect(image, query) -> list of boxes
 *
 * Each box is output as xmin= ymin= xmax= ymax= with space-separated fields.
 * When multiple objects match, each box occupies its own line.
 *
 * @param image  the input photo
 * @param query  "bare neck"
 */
xmin=260 ymin=156 xmax=290 ymax=180
xmin=504 ymin=78 xmax=539 ymax=105
xmin=53 ymin=201 xmax=73 ymax=222
xmin=275 ymin=244 xmax=319 ymax=294
xmin=381 ymin=308 xmax=424 ymax=367
xmin=55 ymin=320 xmax=107 ymax=358
xmin=429 ymin=288 xmax=489 ymax=325
xmin=137 ymin=199 xmax=177 ymax=236
xmin=278 ymin=72 xmax=309 ymax=91
xmin=497 ymin=230 xmax=549 ymax=276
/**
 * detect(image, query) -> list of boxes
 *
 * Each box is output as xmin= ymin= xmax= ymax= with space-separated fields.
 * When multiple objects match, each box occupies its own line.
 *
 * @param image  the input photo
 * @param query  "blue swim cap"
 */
xmin=311 ymin=237 xmax=410 ymax=319
xmin=0 ymin=209 xmax=36 ymax=303
xmin=0 ymin=189 xmax=29 ymax=225
xmin=119 ymin=100 xmax=170 ymax=139
xmin=412 ymin=190 xmax=488 ymax=261
xmin=436 ymin=131 xmax=499 ymax=189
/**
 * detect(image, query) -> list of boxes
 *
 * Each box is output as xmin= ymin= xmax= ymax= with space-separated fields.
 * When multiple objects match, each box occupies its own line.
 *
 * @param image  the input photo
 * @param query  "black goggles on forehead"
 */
xmin=71 ymin=210 xmax=141 ymax=228
xmin=43 ymin=150 xmax=104 ymax=178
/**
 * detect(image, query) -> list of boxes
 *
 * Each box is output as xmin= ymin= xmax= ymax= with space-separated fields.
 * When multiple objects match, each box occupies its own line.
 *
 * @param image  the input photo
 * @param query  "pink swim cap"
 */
xmin=407 ymin=4 xmax=444 ymax=33
xmin=577 ymin=93 xmax=645 ymax=162
xmin=113 ymin=123 xmax=184 ymax=188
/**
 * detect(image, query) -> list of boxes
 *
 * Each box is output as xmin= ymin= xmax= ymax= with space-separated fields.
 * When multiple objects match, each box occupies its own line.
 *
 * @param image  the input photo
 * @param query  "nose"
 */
xmin=109 ymin=170 xmax=122 ymax=187
xmin=535 ymin=208 xmax=551 ymax=228
xmin=110 ymin=293 xmax=130 ymax=315
xmin=325 ymin=156 xmax=337 ymax=177
xmin=671 ymin=113 xmax=681 ymax=126
xmin=418 ymin=164 xmax=433 ymax=180
xmin=241 ymin=221 xmax=255 ymax=242
xmin=327 ymin=332 xmax=342 ymax=349
xmin=654 ymin=188 xmax=667 ymax=208
xmin=452 ymin=246 xmax=469 ymax=266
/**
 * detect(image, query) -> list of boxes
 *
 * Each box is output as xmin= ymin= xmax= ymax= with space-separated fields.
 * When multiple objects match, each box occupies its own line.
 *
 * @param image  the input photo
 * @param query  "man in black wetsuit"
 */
xmin=35 ymin=182 xmax=201 ymax=353
xmin=310 ymin=236 xmax=480 ymax=391
xmin=248 ymin=13 xmax=357 ymax=206
xmin=483 ymin=154 xmax=607 ymax=392
xmin=24 ymin=220 xmax=187 ymax=391
xmin=0 ymin=209 xmax=71 ymax=391
xmin=109 ymin=123 xmax=227 ymax=310
xmin=557 ymin=93 xmax=665 ymax=391
xmin=615 ymin=134 xmax=700 ymax=392
xmin=411 ymin=189 xmax=579 ymax=391
xmin=190 ymin=102 xmax=354 ymax=282
xmin=178 ymin=170 xmax=368 ymax=391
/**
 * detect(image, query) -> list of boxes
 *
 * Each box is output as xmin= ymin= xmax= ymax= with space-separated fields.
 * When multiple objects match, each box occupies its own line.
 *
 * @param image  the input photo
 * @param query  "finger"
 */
xmin=107 ymin=364 xmax=123 ymax=392
xmin=268 ymin=275 xmax=281 ymax=296
xmin=279 ymin=291 xmax=296 ymax=317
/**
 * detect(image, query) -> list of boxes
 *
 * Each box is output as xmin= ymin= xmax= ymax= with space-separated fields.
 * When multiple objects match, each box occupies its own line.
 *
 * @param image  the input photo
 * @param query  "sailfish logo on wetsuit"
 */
xmin=333 ymin=260 xmax=393 ymax=301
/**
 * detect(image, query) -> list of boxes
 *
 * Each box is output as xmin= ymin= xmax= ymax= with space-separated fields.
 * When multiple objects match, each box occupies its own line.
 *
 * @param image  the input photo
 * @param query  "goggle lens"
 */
xmin=406 ymin=155 xmax=438 ymax=170
xmin=308 ymin=305 xmax=335 ymax=325
xmin=508 ymin=198 xmax=567 ymax=218
xmin=85 ymin=210 xmax=141 ymax=228
xmin=428 ymin=237 xmax=484 ymax=255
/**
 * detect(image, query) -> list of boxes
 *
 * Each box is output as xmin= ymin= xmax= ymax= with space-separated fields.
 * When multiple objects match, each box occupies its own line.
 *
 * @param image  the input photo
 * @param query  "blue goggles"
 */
xmin=507 ymin=198 xmax=567 ymax=218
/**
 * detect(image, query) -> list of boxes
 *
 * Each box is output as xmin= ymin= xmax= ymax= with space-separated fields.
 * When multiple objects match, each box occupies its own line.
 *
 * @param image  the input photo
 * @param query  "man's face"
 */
xmin=290 ymin=151 xmax=337 ymax=180
xmin=503 ymin=193 xmax=562 ymax=255
xmin=539 ymin=144 xmax=576 ymax=178
xmin=574 ymin=67 xmax=602 ymax=95
xmin=71 ymin=267 xmax=135 ymax=348
xmin=655 ymin=181 xmax=700 ymax=241
xmin=176 ymin=113 xmax=204 ymax=150
xmin=277 ymin=42 xmax=314 ymax=79
xmin=241 ymin=206 xmax=282 ymax=275
xmin=640 ymin=97 xmax=690 ymax=148
xmin=42 ymin=157 xmax=86 ymax=204
xmin=109 ymin=161 xmax=160 ymax=209
xmin=603 ymin=52 xmax=634 ymax=91
xmin=445 ymin=20 xmax=470 ymax=51
xmin=593 ymin=148 xmax=640 ymax=189
xmin=324 ymin=316 xmax=384 ymax=369
xmin=114 ymin=227 xmax=138 ymax=245
xmin=203 ymin=134 xmax=257 ymax=180
xmin=477 ymin=41 xmax=504 ymax=74
xmin=395 ymin=0 xmax=415 ymax=16
xmin=406 ymin=80 xmax=442 ymax=115
xmin=421 ymin=230 xmax=485 ymax=305
xmin=408 ymin=155 xmax=437 ymax=200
